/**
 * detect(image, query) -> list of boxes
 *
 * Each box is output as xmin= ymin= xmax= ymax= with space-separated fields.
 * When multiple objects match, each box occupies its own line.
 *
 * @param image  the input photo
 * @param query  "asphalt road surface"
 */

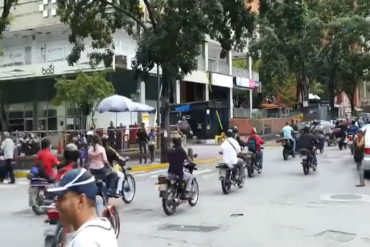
xmin=1 ymin=144 xmax=370 ymax=247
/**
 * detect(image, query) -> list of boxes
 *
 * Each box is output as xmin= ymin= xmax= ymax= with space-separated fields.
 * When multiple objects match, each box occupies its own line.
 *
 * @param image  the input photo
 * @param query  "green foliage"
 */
xmin=53 ymin=71 xmax=115 ymax=128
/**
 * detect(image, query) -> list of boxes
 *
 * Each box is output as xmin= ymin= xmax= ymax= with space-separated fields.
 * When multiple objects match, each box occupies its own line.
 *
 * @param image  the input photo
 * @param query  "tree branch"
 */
xmin=100 ymin=0 xmax=147 ymax=32
xmin=0 ymin=0 xmax=13 ymax=34
xmin=142 ymin=0 xmax=157 ymax=31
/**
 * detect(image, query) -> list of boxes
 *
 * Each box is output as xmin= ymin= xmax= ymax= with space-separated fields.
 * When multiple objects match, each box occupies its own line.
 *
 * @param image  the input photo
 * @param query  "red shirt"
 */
xmin=35 ymin=148 xmax=60 ymax=177
xmin=246 ymin=134 xmax=265 ymax=152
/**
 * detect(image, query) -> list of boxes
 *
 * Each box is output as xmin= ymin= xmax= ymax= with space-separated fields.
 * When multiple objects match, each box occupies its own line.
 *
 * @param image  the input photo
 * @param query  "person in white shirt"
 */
xmin=48 ymin=168 xmax=118 ymax=247
xmin=0 ymin=131 xmax=15 ymax=184
xmin=282 ymin=122 xmax=296 ymax=156
xmin=220 ymin=129 xmax=245 ymax=180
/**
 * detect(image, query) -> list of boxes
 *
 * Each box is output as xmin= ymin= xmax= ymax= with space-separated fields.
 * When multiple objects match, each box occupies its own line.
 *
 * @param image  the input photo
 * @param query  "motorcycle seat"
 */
xmin=299 ymin=148 xmax=311 ymax=154
xmin=216 ymin=163 xmax=230 ymax=169
xmin=167 ymin=173 xmax=182 ymax=182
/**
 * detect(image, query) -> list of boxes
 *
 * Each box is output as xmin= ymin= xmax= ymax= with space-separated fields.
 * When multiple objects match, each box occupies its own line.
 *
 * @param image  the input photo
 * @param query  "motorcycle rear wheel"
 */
xmin=247 ymin=166 xmax=254 ymax=178
xmin=303 ymin=165 xmax=309 ymax=175
xmin=283 ymin=150 xmax=288 ymax=160
xmin=31 ymin=190 xmax=47 ymax=215
xmin=221 ymin=178 xmax=231 ymax=194
xmin=162 ymin=187 xmax=177 ymax=216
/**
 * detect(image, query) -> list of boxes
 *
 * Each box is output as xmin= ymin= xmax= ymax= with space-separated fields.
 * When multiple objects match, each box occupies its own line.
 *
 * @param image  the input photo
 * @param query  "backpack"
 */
xmin=248 ymin=137 xmax=257 ymax=153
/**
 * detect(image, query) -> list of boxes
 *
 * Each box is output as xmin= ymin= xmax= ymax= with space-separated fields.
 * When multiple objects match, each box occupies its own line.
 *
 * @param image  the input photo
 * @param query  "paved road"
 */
xmin=2 ymin=144 xmax=370 ymax=246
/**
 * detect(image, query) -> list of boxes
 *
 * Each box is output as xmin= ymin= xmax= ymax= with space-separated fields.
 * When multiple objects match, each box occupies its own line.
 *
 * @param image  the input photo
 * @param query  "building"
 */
xmin=0 ymin=0 xmax=257 ymax=138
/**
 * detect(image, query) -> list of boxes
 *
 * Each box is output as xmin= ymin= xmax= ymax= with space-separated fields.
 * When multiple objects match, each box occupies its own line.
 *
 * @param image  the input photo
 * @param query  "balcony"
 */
xmin=233 ymin=107 xmax=250 ymax=118
xmin=232 ymin=67 xmax=259 ymax=81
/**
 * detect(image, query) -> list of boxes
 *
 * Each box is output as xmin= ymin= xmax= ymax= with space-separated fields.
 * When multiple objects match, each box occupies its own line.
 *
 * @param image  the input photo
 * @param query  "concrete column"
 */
xmin=204 ymin=42 xmax=209 ymax=71
xmin=176 ymin=80 xmax=180 ymax=104
xmin=248 ymin=39 xmax=253 ymax=119
xmin=228 ymin=51 xmax=232 ymax=76
xmin=230 ymin=88 xmax=234 ymax=119
xmin=140 ymin=80 xmax=145 ymax=104
xmin=205 ymin=84 xmax=209 ymax=101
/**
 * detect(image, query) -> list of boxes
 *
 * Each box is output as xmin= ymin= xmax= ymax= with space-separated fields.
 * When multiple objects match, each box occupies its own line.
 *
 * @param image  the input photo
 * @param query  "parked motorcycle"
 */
xmin=157 ymin=161 xmax=199 ymax=216
xmin=216 ymin=162 xmax=245 ymax=194
xmin=300 ymin=148 xmax=317 ymax=175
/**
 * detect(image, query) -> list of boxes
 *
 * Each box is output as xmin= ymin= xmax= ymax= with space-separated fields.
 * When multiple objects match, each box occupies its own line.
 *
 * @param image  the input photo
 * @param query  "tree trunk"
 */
xmin=297 ymin=75 xmax=310 ymax=120
xmin=159 ymin=66 xmax=175 ymax=163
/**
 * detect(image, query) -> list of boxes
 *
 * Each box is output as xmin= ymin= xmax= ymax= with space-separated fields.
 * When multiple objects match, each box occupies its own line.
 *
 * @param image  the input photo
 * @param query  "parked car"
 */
xmin=361 ymin=124 xmax=370 ymax=172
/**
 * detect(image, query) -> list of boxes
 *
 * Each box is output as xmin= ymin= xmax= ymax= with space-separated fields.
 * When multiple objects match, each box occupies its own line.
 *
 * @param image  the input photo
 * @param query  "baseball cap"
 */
xmin=47 ymin=168 xmax=98 ymax=202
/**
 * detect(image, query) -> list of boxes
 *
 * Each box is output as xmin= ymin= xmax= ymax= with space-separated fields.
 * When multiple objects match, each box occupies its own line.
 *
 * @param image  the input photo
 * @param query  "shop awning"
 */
xmin=174 ymin=104 xmax=191 ymax=112
xmin=260 ymin=103 xmax=281 ymax=109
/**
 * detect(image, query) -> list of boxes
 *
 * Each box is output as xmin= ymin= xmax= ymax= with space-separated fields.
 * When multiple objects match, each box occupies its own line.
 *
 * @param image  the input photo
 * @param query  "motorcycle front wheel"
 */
xmin=188 ymin=179 xmax=199 ymax=206
xmin=31 ymin=189 xmax=47 ymax=215
xmin=303 ymin=164 xmax=309 ymax=175
xmin=122 ymin=174 xmax=136 ymax=204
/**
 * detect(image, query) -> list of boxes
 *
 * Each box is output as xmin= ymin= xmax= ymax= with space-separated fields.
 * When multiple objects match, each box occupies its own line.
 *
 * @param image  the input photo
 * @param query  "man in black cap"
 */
xmin=48 ymin=168 xmax=118 ymax=247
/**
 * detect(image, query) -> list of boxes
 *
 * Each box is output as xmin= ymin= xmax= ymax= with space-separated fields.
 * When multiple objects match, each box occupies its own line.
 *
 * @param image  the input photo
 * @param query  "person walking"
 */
xmin=354 ymin=129 xmax=365 ymax=187
xmin=1 ymin=132 xmax=15 ymax=184
xmin=148 ymin=128 xmax=156 ymax=163
xmin=137 ymin=123 xmax=148 ymax=164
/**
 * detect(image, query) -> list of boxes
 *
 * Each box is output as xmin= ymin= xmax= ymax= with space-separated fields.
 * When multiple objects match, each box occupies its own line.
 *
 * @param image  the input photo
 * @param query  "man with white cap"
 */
xmin=1 ymin=131 xmax=15 ymax=184
xmin=48 ymin=168 xmax=118 ymax=247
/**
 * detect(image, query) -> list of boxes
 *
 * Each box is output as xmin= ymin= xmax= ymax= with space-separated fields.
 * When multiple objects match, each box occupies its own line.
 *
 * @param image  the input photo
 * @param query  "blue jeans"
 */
xmin=256 ymin=151 xmax=263 ymax=166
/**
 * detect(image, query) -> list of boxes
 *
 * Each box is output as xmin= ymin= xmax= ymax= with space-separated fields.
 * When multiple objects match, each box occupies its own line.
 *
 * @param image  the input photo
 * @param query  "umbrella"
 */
xmin=97 ymin=94 xmax=156 ymax=125
xmin=97 ymin=95 xmax=135 ymax=113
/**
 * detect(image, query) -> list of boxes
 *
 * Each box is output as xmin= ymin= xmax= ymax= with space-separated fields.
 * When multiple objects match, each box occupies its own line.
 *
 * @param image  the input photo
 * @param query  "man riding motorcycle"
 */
xmin=282 ymin=122 xmax=296 ymax=157
xmin=220 ymin=129 xmax=245 ymax=181
xmin=348 ymin=120 xmax=359 ymax=137
xmin=34 ymin=139 xmax=60 ymax=183
xmin=299 ymin=126 xmax=318 ymax=165
xmin=55 ymin=143 xmax=80 ymax=181
xmin=246 ymin=128 xmax=265 ymax=166
xmin=232 ymin=126 xmax=247 ymax=147
xmin=168 ymin=137 xmax=194 ymax=199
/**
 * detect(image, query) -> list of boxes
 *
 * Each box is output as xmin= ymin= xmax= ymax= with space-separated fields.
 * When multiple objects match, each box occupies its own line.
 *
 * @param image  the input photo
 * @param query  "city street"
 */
xmin=2 ymin=144 xmax=370 ymax=246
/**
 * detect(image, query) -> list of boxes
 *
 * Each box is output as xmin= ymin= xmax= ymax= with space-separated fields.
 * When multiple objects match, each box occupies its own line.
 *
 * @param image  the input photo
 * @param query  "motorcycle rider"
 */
xmin=310 ymin=120 xmax=325 ymax=151
xmin=246 ymin=128 xmax=265 ymax=166
xmin=299 ymin=126 xmax=318 ymax=165
xmin=282 ymin=122 xmax=296 ymax=157
xmin=35 ymin=139 xmax=60 ymax=183
xmin=232 ymin=125 xmax=247 ymax=147
xmin=167 ymin=136 xmax=194 ymax=198
xmin=102 ymin=135 xmax=125 ymax=197
xmin=220 ymin=129 xmax=245 ymax=181
xmin=56 ymin=143 xmax=80 ymax=181
xmin=47 ymin=168 xmax=118 ymax=247
xmin=348 ymin=120 xmax=359 ymax=137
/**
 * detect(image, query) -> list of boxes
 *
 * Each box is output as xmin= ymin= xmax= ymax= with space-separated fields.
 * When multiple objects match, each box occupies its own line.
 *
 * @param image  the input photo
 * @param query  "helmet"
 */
xmin=232 ymin=125 xmax=238 ymax=133
xmin=226 ymin=129 xmax=234 ymax=138
xmin=303 ymin=126 xmax=310 ymax=133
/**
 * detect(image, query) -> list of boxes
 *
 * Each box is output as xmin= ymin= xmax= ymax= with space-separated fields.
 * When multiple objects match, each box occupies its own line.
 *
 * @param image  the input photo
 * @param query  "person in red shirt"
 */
xmin=55 ymin=143 xmax=80 ymax=181
xmin=246 ymin=128 xmax=265 ymax=167
xmin=35 ymin=139 xmax=60 ymax=183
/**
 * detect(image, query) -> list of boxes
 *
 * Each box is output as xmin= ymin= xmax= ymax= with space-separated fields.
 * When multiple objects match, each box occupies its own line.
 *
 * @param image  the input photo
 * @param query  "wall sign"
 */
xmin=211 ymin=73 xmax=233 ymax=88
xmin=42 ymin=64 xmax=55 ymax=75
xmin=234 ymin=77 xmax=257 ymax=89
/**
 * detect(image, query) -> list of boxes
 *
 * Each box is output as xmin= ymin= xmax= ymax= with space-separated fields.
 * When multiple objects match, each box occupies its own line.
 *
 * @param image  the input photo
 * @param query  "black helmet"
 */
xmin=303 ymin=126 xmax=310 ymax=133
xmin=226 ymin=129 xmax=234 ymax=138
xmin=232 ymin=125 xmax=238 ymax=133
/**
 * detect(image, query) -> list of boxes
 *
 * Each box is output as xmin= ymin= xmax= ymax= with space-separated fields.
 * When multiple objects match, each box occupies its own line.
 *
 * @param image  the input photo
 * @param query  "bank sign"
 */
xmin=234 ymin=77 xmax=258 ymax=89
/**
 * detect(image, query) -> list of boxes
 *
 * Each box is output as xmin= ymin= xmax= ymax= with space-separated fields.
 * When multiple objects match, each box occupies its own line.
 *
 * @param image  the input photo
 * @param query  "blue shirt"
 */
xmin=348 ymin=125 xmax=359 ymax=136
xmin=282 ymin=125 xmax=294 ymax=139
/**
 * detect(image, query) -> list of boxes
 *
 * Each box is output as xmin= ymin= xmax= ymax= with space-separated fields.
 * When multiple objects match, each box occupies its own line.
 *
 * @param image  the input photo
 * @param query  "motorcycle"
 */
xmin=106 ymin=156 xmax=136 ymax=204
xmin=277 ymin=139 xmax=295 ymax=160
xmin=216 ymin=161 xmax=245 ymax=194
xmin=300 ymin=147 xmax=317 ymax=175
xmin=27 ymin=167 xmax=52 ymax=215
xmin=325 ymin=133 xmax=337 ymax=147
xmin=337 ymin=136 xmax=347 ymax=150
xmin=44 ymin=184 xmax=121 ymax=247
xmin=157 ymin=161 xmax=199 ymax=216
xmin=242 ymin=148 xmax=263 ymax=178
xmin=347 ymin=134 xmax=355 ymax=154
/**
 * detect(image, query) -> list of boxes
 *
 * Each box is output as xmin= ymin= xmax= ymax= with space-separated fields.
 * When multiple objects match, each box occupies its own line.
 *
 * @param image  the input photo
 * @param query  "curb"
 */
xmin=13 ymin=157 xmax=223 ymax=178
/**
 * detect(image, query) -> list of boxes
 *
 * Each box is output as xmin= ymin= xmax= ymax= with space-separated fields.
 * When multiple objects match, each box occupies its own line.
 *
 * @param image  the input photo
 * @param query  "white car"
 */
xmin=361 ymin=124 xmax=370 ymax=171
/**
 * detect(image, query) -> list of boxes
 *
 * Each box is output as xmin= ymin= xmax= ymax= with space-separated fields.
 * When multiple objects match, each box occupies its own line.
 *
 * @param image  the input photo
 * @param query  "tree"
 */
xmin=57 ymin=0 xmax=255 ymax=162
xmin=251 ymin=0 xmax=324 ymax=118
xmin=0 ymin=0 xmax=18 ymax=131
xmin=53 ymin=72 xmax=115 ymax=129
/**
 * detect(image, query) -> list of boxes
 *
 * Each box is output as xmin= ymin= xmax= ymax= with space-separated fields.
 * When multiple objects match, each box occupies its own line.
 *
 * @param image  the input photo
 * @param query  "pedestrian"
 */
xmin=47 ymin=168 xmax=118 ymax=247
xmin=354 ymin=129 xmax=365 ymax=187
xmin=107 ymin=121 xmax=117 ymax=148
xmin=0 ymin=132 xmax=15 ymax=184
xmin=137 ymin=123 xmax=148 ymax=164
xmin=148 ymin=128 xmax=156 ymax=163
